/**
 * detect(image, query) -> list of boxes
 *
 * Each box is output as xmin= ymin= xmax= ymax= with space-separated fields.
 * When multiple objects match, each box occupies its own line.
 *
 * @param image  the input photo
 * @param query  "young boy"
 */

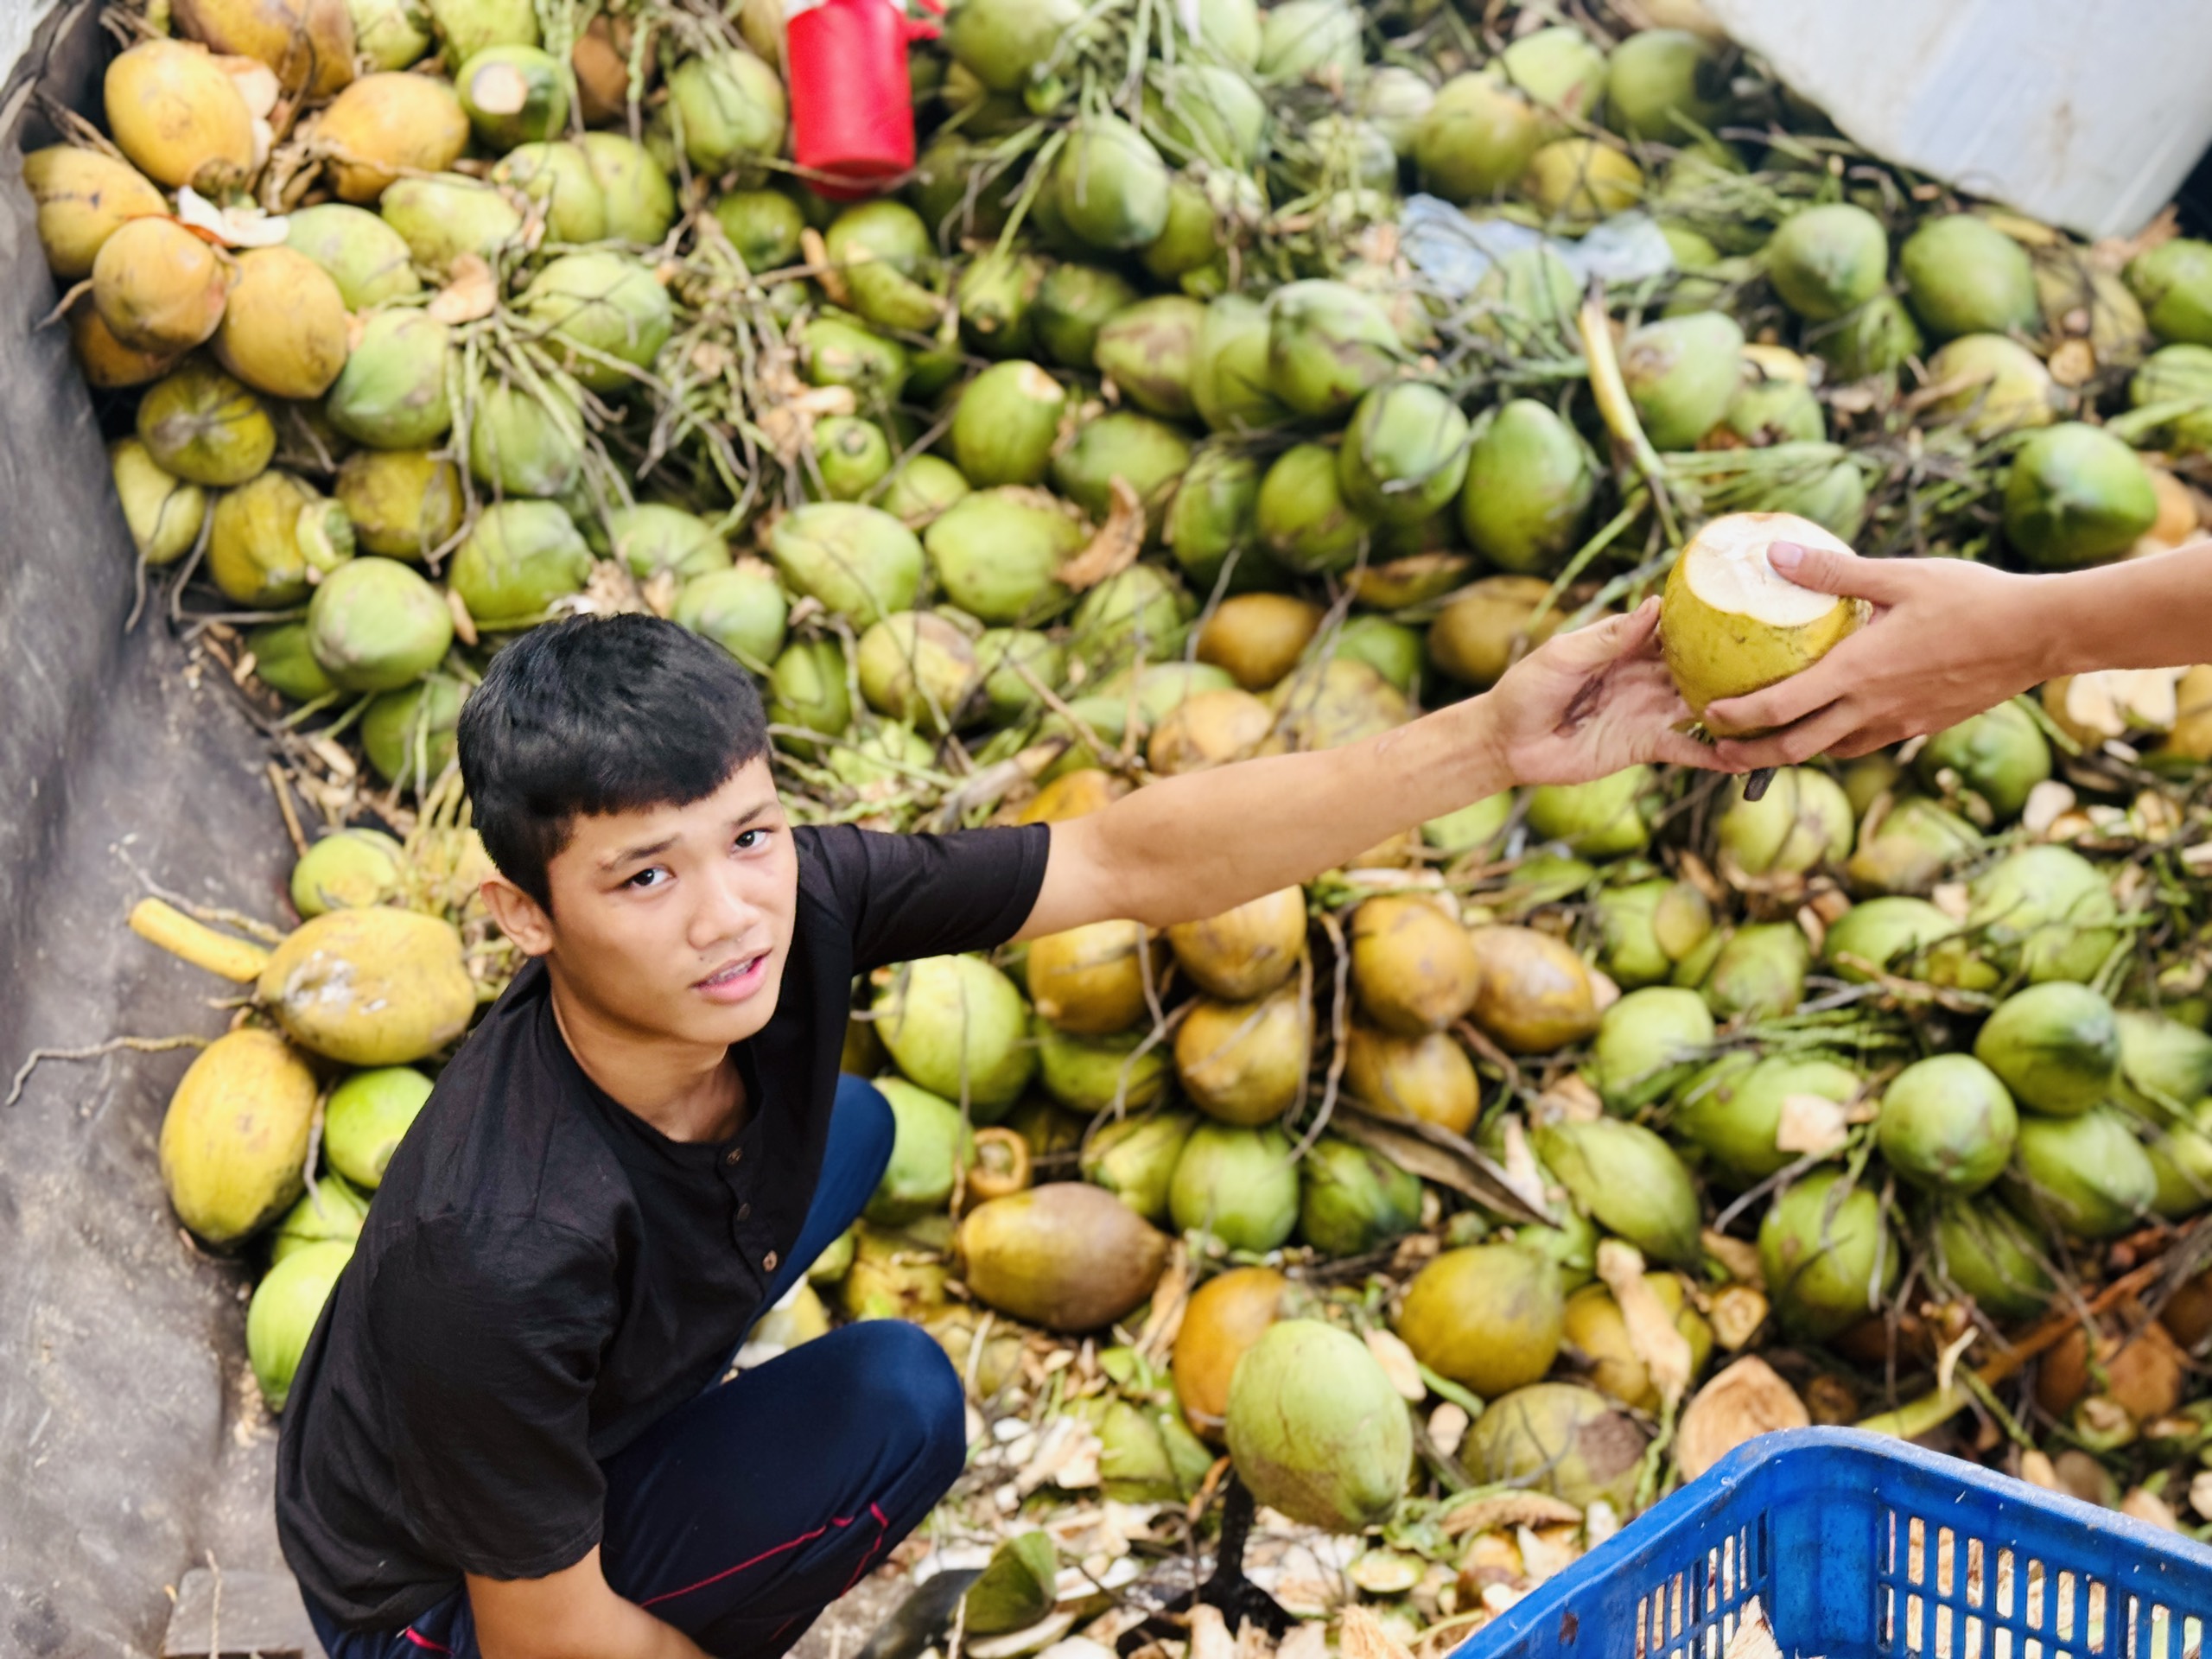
xmin=277 ymin=601 xmax=1714 ymax=1659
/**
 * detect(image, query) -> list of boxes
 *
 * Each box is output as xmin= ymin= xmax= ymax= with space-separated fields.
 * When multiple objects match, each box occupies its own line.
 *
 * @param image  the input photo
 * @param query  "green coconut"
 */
xmin=1034 ymin=264 xmax=1142 ymax=369
xmin=766 ymin=637 xmax=854 ymax=753
xmin=2127 ymin=344 xmax=2212 ymax=458
xmin=1256 ymin=443 xmax=1370 ymax=576
xmin=1053 ymin=116 xmax=1172 ymax=252
xmin=1192 ymin=294 xmax=1290 ymax=433
xmin=709 ymin=188 xmax=805 ymax=274
xmin=467 ymin=377 xmax=584 ymax=499
xmin=1468 ymin=1382 xmax=1648 ymax=1512
xmin=880 ymin=456 xmax=971 ymax=527
xmin=1974 ymin=982 xmax=2120 ymax=1117
xmin=137 ymin=359 xmax=276 ymax=487
xmin=1622 ymin=311 xmax=1745 ymax=450
xmin=1965 ymin=844 xmax=2120 ymax=986
xmin=284 ymin=202 xmax=420 ymax=308
xmin=322 ymin=311 xmax=454 ymax=457
xmin=2145 ymin=1099 xmax=2212 ymax=1221
xmin=1675 ymin=1052 xmax=1863 ymax=1187
xmin=2114 ymin=1010 xmax=2212 ymax=1116
xmin=1605 ymin=27 xmax=1730 ymax=141
xmin=1590 ymin=986 xmax=1715 ymax=1114
xmin=668 ymin=48 xmax=786 ymax=175
xmin=1458 ymin=399 xmax=1595 ymax=575
xmin=321 ymin=1065 xmax=435 ymax=1188
xmin=581 ymin=131 xmax=678 ymax=244
xmin=1138 ymin=176 xmax=1224 ymax=283
xmin=1526 ymin=766 xmax=1653 ymax=858
xmin=270 ymin=1174 xmax=371 ymax=1265
xmin=1715 ymin=766 xmax=1854 ymax=875
xmin=828 ymin=720 xmax=937 ymax=794
xmin=769 ymin=502 xmax=924 ymax=625
xmin=289 ymin=828 xmax=405 ymax=918
xmin=864 ymin=1077 xmax=972 ymax=1224
xmin=1096 ymin=296 xmax=1205 ymax=421
xmin=2006 ymin=1108 xmax=2158 ymax=1239
xmin=2002 ymin=423 xmax=2158 ymax=569
xmin=1078 ymin=1108 xmax=1193 ymax=1222
xmin=249 ymin=622 xmax=337 ymax=702
xmin=951 ymin=360 xmax=1068 ymax=488
xmin=607 ymin=504 xmax=729 ymax=584
xmin=1069 ymin=565 xmax=1195 ymax=678
xmin=1932 ymin=1199 xmax=2054 ymax=1321
xmin=855 ymin=612 xmax=981 ymax=734
xmin=670 ymin=563 xmax=790 ymax=674
xmin=249 ymin=1241 xmax=353 ymax=1411
xmin=809 ymin=416 xmax=893 ymax=502
xmin=873 ymin=955 xmax=1035 ymax=1121
xmin=447 ymin=500 xmax=591 ymax=629
xmin=336 ymin=449 xmax=462 ymax=562
xmin=380 ymin=171 xmax=524 ymax=272
xmin=1052 ymin=411 xmax=1193 ymax=531
xmin=1816 ymin=293 xmax=1925 ymax=381
xmin=1395 ymin=1243 xmax=1564 ymax=1396
xmin=110 ymin=437 xmax=207 ymax=566
xmin=840 ymin=1219 xmax=950 ymax=1322
xmin=1147 ymin=63 xmax=1269 ymax=168
xmin=1766 ymin=204 xmax=1891 ymax=322
xmin=1725 ymin=377 xmax=1827 ymax=447
xmin=1899 ymin=214 xmax=2040 ymax=340
xmin=944 ymin=0 xmax=1083 ymax=91
xmin=1916 ymin=702 xmax=2051 ymax=822
xmin=491 ymin=141 xmax=607 ymax=245
xmin=1876 ymin=1055 xmax=2018 ymax=1196
xmin=517 ymin=251 xmax=674 ymax=394
xmin=799 ymin=315 xmax=911 ymax=406
xmin=1521 ymin=137 xmax=1643 ymax=229
xmin=1225 ymin=1320 xmax=1412 ymax=1532
xmin=1758 ymin=1171 xmax=1897 ymax=1339
xmin=1298 ymin=1137 xmax=1422 ymax=1258
xmin=361 ymin=673 xmax=465 ymax=785
xmin=1337 ymin=380 xmax=1471 ymax=528
xmin=1356 ymin=66 xmax=1433 ymax=156
xmin=208 ymin=472 xmax=356 ymax=608
xmin=1165 ymin=445 xmax=1268 ymax=592
xmin=1266 ymin=279 xmax=1402 ymax=417
xmin=1593 ymin=878 xmax=1714 ymax=989
xmin=1255 ymin=0 xmax=1361 ymax=81
xmin=305 ymin=556 xmax=453 ymax=693
xmin=455 ymin=43 xmax=569 ymax=149
xmin=1168 ymin=1122 xmax=1300 ymax=1252
xmin=1329 ymin=616 xmax=1423 ymax=696
xmin=2125 ymin=238 xmax=2212 ymax=346
xmin=974 ymin=628 xmax=1066 ymax=726
xmin=1534 ymin=1117 xmax=1701 ymax=1266
xmin=924 ymin=487 xmax=1084 ymax=626
xmin=1700 ymin=923 xmax=1811 ymax=1022
xmin=952 ymin=249 xmax=1045 ymax=359
xmin=1064 ymin=1395 xmax=1196 ymax=1502
xmin=1925 ymin=334 xmax=2059 ymax=437
xmin=1846 ymin=797 xmax=1981 ymax=897
xmin=1822 ymin=895 xmax=1993 ymax=990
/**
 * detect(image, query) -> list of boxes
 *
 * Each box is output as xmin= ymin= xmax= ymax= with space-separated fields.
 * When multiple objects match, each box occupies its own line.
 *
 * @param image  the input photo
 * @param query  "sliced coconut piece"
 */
xmin=1676 ymin=1357 xmax=1810 ymax=1481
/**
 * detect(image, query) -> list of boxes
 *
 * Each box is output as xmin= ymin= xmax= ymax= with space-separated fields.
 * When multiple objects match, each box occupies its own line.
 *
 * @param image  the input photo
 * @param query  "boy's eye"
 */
xmin=735 ymin=829 xmax=768 ymax=852
xmin=627 ymin=867 xmax=667 ymax=890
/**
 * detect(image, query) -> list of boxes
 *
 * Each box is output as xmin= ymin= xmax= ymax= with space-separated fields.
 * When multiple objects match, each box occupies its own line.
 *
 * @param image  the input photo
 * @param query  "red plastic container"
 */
xmin=785 ymin=0 xmax=938 ymax=200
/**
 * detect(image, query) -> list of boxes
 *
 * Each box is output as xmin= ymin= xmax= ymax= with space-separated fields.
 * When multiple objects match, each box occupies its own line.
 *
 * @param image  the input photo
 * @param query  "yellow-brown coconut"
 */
xmin=158 ymin=1027 xmax=319 ymax=1246
xmin=2155 ymin=664 xmax=2212 ymax=764
xmin=1350 ymin=893 xmax=1481 ymax=1035
xmin=70 ymin=298 xmax=180 ymax=388
xmin=1467 ymin=924 xmax=1599 ymax=1052
xmin=1147 ymin=686 xmax=1274 ymax=775
xmin=1343 ymin=1023 xmax=1478 ymax=1136
xmin=1194 ymin=593 xmax=1325 ymax=691
xmin=1397 ymin=1243 xmax=1565 ymax=1397
xmin=214 ymin=245 xmax=351 ymax=400
xmin=92 ymin=217 xmax=231 ymax=355
xmin=22 ymin=146 xmax=167 ymax=279
xmin=257 ymin=906 xmax=474 ymax=1065
xmin=956 ymin=1182 xmax=1171 ymax=1332
xmin=1428 ymin=575 xmax=1565 ymax=687
xmin=1026 ymin=918 xmax=1156 ymax=1035
xmin=1175 ymin=982 xmax=1312 ymax=1125
xmin=104 ymin=39 xmax=257 ymax=193
xmin=1015 ymin=768 xmax=1129 ymax=823
xmin=1165 ymin=887 xmax=1306 ymax=1001
xmin=317 ymin=72 xmax=471 ymax=203
xmin=174 ymin=0 xmax=357 ymax=97
xmin=1561 ymin=1273 xmax=1713 ymax=1412
xmin=1172 ymin=1265 xmax=1287 ymax=1440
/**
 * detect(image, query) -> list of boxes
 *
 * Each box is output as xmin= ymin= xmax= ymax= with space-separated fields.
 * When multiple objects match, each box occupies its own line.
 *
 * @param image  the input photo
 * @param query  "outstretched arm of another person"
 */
xmin=1707 ymin=537 xmax=2212 ymax=769
xmin=1016 ymin=598 xmax=1720 ymax=939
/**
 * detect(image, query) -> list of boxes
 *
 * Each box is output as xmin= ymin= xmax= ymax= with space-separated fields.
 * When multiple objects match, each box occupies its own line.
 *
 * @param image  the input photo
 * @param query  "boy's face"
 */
xmin=494 ymin=754 xmax=801 ymax=1051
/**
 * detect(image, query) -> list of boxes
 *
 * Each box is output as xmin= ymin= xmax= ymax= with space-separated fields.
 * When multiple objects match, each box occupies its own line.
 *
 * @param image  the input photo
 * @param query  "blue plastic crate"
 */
xmin=1452 ymin=1428 xmax=2212 ymax=1659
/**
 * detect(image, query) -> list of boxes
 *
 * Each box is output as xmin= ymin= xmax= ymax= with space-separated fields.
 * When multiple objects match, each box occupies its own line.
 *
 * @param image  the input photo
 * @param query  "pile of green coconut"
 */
xmin=25 ymin=0 xmax=2212 ymax=1643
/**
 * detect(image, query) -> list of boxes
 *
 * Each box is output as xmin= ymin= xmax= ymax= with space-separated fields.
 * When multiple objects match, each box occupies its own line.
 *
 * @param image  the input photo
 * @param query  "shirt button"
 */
xmin=762 ymin=1251 xmax=779 ymax=1272
xmin=737 ymin=1202 xmax=752 ymax=1221
xmin=724 ymin=1147 xmax=743 ymax=1166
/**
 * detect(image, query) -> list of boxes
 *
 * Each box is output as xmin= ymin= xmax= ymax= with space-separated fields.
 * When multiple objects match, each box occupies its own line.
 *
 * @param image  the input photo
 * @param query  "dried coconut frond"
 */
xmin=1596 ymin=1241 xmax=1693 ymax=1410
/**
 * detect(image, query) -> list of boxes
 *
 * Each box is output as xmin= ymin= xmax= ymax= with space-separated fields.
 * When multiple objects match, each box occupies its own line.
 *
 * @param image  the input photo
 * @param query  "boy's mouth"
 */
xmin=692 ymin=950 xmax=771 ymax=1004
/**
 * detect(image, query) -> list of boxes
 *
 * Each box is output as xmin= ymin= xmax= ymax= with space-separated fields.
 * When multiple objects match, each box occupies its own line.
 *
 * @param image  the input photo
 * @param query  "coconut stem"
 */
xmin=128 ymin=898 xmax=272 ymax=983
xmin=1576 ymin=285 xmax=1679 ymax=545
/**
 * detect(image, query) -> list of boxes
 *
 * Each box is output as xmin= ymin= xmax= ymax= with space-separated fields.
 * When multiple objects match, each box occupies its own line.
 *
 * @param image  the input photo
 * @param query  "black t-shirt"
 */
xmin=275 ymin=821 xmax=1052 ymax=1630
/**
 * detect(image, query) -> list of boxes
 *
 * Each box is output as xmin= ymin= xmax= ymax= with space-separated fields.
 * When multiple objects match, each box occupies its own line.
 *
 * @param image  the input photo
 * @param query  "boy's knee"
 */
xmin=843 ymin=1322 xmax=965 ymax=1482
xmin=833 ymin=1074 xmax=897 ymax=1180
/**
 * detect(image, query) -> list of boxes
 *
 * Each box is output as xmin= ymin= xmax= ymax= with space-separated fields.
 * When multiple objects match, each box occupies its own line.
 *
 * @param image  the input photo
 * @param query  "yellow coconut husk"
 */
xmin=105 ymin=39 xmax=257 ymax=192
xmin=1015 ymin=768 xmax=1129 ymax=824
xmin=1561 ymin=1273 xmax=1713 ymax=1412
xmin=1174 ymin=982 xmax=1312 ymax=1126
xmin=1147 ymin=686 xmax=1274 ymax=775
xmin=70 ymin=297 xmax=181 ymax=388
xmin=1195 ymin=594 xmax=1325 ymax=692
xmin=158 ymin=1027 xmax=319 ymax=1247
xmin=92 ymin=217 xmax=232 ymax=355
xmin=1675 ymin=1356 xmax=1809 ymax=1481
xmin=257 ymin=907 xmax=475 ymax=1066
xmin=1351 ymin=893 xmax=1481 ymax=1035
xmin=214 ymin=245 xmax=351 ymax=400
xmin=1173 ymin=1265 xmax=1287 ymax=1440
xmin=1428 ymin=575 xmax=1565 ymax=687
xmin=22 ymin=146 xmax=168 ymax=279
xmin=2154 ymin=664 xmax=2212 ymax=764
xmin=1343 ymin=1023 xmax=1479 ymax=1136
xmin=1027 ymin=918 xmax=1157 ymax=1035
xmin=1467 ymin=925 xmax=1599 ymax=1052
xmin=2147 ymin=467 xmax=2201 ymax=546
xmin=316 ymin=72 xmax=471 ymax=203
xmin=1165 ymin=887 xmax=1307 ymax=1001
xmin=1660 ymin=512 xmax=1868 ymax=735
xmin=571 ymin=14 xmax=643 ymax=124
xmin=173 ymin=0 xmax=357 ymax=98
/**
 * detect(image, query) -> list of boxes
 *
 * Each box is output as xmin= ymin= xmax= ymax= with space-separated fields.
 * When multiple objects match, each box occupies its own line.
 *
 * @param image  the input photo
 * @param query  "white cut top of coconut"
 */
xmin=1681 ymin=512 xmax=1858 ymax=626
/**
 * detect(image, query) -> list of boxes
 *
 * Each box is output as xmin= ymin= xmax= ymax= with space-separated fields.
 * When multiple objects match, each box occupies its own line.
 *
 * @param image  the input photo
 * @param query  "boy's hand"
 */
xmin=1483 ymin=598 xmax=1727 ymax=784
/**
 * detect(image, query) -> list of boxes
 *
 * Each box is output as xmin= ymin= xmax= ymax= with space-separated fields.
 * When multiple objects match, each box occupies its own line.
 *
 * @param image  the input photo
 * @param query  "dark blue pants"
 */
xmin=306 ymin=1076 xmax=966 ymax=1659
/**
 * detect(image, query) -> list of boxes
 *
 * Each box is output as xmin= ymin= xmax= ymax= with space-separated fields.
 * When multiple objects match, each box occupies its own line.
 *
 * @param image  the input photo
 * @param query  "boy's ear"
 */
xmin=478 ymin=874 xmax=556 ymax=957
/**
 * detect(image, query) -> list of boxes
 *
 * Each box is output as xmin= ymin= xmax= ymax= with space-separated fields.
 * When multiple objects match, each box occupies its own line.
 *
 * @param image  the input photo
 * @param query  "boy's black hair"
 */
xmin=459 ymin=613 xmax=770 ymax=913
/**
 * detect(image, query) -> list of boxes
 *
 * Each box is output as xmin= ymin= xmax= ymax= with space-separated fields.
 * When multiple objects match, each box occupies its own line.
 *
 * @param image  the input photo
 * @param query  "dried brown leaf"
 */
xmin=1440 ymin=1491 xmax=1581 ymax=1537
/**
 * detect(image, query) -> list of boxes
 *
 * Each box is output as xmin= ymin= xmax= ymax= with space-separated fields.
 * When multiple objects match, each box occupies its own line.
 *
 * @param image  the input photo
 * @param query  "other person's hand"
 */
xmin=1483 ymin=598 xmax=1725 ymax=785
xmin=1706 ymin=543 xmax=2047 ymax=769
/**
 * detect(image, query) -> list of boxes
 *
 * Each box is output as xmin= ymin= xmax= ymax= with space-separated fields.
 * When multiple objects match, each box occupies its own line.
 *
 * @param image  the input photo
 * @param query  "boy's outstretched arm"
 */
xmin=1017 ymin=598 xmax=1719 ymax=939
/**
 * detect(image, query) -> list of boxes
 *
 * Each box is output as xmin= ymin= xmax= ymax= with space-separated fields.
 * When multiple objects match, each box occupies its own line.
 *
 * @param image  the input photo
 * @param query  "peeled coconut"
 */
xmin=1351 ymin=894 xmax=1481 ymax=1035
xmin=1899 ymin=214 xmax=2040 ymax=340
xmin=840 ymin=1220 xmax=950 ymax=1323
xmin=1468 ymin=1382 xmax=1649 ymax=1512
xmin=1758 ymin=1171 xmax=1897 ymax=1339
xmin=1535 ymin=1117 xmax=1702 ymax=1267
xmin=957 ymin=1183 xmax=1169 ymax=1332
xmin=1027 ymin=919 xmax=1155 ymax=1036
xmin=1343 ymin=1024 xmax=1479 ymax=1137
xmin=105 ymin=39 xmax=257 ymax=192
xmin=249 ymin=1241 xmax=352 ymax=1411
xmin=158 ymin=1027 xmax=319 ymax=1246
xmin=1590 ymin=986 xmax=1714 ymax=1113
xmin=2003 ymin=423 xmax=2158 ymax=569
xmin=1931 ymin=1198 xmax=2054 ymax=1321
xmin=1173 ymin=1266 xmax=1286 ymax=1439
xmin=1079 ymin=1109 xmax=1193 ymax=1220
xmin=22 ymin=146 xmax=168 ymax=280
xmin=1965 ymin=844 xmax=2120 ymax=986
xmin=260 ymin=907 xmax=474 ymax=1065
xmin=1876 ymin=1054 xmax=2018 ymax=1196
xmin=1660 ymin=513 xmax=1868 ymax=734
xmin=1166 ymin=887 xmax=1306 ymax=1002
xmin=1169 ymin=1122 xmax=1300 ymax=1252
xmin=1458 ymin=399 xmax=1596 ymax=575
xmin=1467 ymin=925 xmax=1599 ymax=1054
xmin=872 ymin=955 xmax=1035 ymax=1121
xmin=1298 ymin=1136 xmax=1422 ymax=1258
xmin=322 ymin=1065 xmax=435 ymax=1188
xmin=770 ymin=503 xmax=923 ymax=625
xmin=1225 ymin=1320 xmax=1412 ymax=1532
xmin=1562 ymin=1272 xmax=1713 ymax=1412
xmin=92 ymin=217 xmax=231 ymax=356
xmin=318 ymin=71 xmax=471 ymax=202
xmin=1766 ymin=204 xmax=1891 ymax=322
xmin=1175 ymin=983 xmax=1311 ymax=1127
xmin=1974 ymin=982 xmax=2120 ymax=1117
